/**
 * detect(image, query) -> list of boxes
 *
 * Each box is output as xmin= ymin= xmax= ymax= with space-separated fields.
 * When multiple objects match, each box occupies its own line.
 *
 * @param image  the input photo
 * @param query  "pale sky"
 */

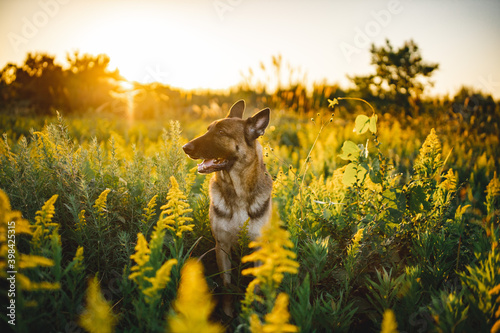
xmin=1 ymin=0 xmax=499 ymax=99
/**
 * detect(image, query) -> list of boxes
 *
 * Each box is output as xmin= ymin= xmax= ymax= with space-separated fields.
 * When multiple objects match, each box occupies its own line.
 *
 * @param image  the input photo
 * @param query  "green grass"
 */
xmin=0 ymin=100 xmax=499 ymax=332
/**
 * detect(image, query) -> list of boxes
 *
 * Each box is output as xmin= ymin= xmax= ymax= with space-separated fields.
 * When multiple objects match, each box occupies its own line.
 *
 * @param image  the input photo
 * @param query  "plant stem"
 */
xmin=338 ymin=97 xmax=376 ymax=115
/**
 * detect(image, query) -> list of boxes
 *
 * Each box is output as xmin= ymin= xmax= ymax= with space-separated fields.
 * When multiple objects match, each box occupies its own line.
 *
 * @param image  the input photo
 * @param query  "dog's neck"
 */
xmin=215 ymin=142 xmax=266 ymax=198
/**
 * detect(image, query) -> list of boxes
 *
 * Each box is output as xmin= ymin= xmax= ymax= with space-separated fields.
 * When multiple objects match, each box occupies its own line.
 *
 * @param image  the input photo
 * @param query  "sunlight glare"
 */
xmin=73 ymin=6 xmax=236 ymax=91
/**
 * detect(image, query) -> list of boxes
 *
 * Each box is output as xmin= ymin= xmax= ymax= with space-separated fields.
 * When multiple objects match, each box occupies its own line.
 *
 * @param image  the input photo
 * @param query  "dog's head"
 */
xmin=182 ymin=100 xmax=270 ymax=174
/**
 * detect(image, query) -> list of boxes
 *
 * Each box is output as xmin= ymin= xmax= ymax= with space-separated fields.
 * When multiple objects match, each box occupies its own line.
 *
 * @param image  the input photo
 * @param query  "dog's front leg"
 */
xmin=215 ymin=238 xmax=233 ymax=317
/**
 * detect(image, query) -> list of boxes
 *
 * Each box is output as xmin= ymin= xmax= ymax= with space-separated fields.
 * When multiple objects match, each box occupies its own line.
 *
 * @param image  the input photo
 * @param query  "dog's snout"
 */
xmin=182 ymin=142 xmax=194 ymax=155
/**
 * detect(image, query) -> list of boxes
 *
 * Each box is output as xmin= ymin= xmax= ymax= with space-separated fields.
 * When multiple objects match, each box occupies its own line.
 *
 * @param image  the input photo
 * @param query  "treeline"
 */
xmin=0 ymin=52 xmax=124 ymax=115
xmin=0 ymin=41 xmax=498 ymax=127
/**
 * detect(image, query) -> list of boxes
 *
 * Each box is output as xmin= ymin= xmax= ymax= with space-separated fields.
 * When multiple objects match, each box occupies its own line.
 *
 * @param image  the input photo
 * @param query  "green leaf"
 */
xmin=408 ymin=185 xmax=429 ymax=214
xmin=369 ymin=158 xmax=382 ymax=183
xmin=338 ymin=141 xmax=361 ymax=161
xmin=369 ymin=114 xmax=377 ymax=134
xmin=354 ymin=115 xmax=370 ymax=134
xmin=369 ymin=169 xmax=382 ymax=184
xmin=382 ymin=188 xmax=405 ymax=211
xmin=380 ymin=188 xmax=406 ymax=225
xmin=342 ymin=162 xmax=368 ymax=187
xmin=343 ymin=163 xmax=358 ymax=187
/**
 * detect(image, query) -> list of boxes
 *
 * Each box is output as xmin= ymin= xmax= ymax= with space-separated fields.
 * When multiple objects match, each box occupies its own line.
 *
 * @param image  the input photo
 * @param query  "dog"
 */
xmin=182 ymin=100 xmax=272 ymax=317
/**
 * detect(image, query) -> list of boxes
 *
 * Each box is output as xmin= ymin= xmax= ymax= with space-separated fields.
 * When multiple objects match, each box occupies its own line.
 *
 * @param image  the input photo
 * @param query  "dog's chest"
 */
xmin=209 ymin=177 xmax=270 ymax=243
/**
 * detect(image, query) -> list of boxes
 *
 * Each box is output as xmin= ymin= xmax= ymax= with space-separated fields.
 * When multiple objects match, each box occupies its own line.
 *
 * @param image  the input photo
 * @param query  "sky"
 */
xmin=1 ymin=0 xmax=499 ymax=99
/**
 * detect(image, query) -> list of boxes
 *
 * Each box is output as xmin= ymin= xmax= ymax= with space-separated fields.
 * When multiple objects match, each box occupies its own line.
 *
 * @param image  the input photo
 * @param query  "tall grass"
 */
xmin=0 ymin=98 xmax=499 ymax=332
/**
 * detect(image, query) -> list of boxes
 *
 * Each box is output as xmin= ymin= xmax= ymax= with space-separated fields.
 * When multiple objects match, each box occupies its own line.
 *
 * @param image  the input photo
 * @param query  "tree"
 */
xmin=0 ymin=51 xmax=123 ymax=115
xmin=452 ymin=86 xmax=498 ymax=135
xmin=64 ymin=51 xmax=122 ymax=113
xmin=0 ymin=53 xmax=65 ymax=114
xmin=350 ymin=39 xmax=439 ymax=114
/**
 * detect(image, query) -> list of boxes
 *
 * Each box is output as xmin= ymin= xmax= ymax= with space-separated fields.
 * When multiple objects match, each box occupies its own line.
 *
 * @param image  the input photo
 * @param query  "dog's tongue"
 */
xmin=198 ymin=159 xmax=216 ymax=173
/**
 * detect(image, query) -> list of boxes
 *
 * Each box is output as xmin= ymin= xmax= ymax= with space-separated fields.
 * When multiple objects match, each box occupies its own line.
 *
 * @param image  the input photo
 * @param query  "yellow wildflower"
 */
xmin=0 ymin=190 xmax=32 ymax=275
xmin=32 ymin=131 xmax=56 ymax=160
xmin=18 ymin=254 xmax=54 ymax=269
xmin=439 ymin=169 xmax=457 ymax=192
xmin=76 ymin=209 xmax=86 ymax=231
xmin=381 ymin=309 xmax=399 ymax=333
xmin=487 ymin=172 xmax=500 ymax=199
xmin=32 ymin=194 xmax=59 ymax=251
xmin=0 ymin=190 xmax=32 ymax=236
xmin=129 ymin=233 xmax=152 ymax=282
xmin=141 ymin=194 xmax=158 ymax=225
xmin=250 ymin=314 xmax=264 ymax=333
xmin=486 ymin=172 xmax=500 ymax=218
xmin=17 ymin=273 xmax=60 ymax=291
xmin=414 ymin=128 xmax=442 ymax=178
xmin=35 ymin=194 xmax=59 ymax=227
xmin=157 ymin=176 xmax=194 ymax=238
xmin=72 ymin=246 xmax=85 ymax=272
xmin=79 ymin=276 xmax=117 ymax=333
xmin=16 ymin=273 xmax=61 ymax=291
xmin=242 ymin=214 xmax=299 ymax=288
xmin=129 ymin=233 xmax=179 ymax=302
xmin=143 ymin=258 xmax=177 ymax=303
xmin=347 ymin=228 xmax=364 ymax=258
xmin=0 ymin=190 xmax=60 ymax=290
xmin=242 ymin=279 xmax=263 ymax=316
xmin=93 ymin=189 xmax=111 ymax=217
xmin=328 ymin=98 xmax=339 ymax=108
xmin=250 ymin=293 xmax=298 ymax=333
xmin=168 ymin=260 xmax=223 ymax=333
xmin=238 ymin=218 xmax=251 ymax=251
xmin=263 ymin=293 xmax=298 ymax=333
xmin=31 ymin=227 xmax=43 ymax=251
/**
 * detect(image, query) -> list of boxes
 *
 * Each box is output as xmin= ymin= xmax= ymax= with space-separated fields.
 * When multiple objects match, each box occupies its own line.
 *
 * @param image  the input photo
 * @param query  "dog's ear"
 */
xmin=227 ymin=100 xmax=245 ymax=118
xmin=245 ymin=108 xmax=270 ymax=142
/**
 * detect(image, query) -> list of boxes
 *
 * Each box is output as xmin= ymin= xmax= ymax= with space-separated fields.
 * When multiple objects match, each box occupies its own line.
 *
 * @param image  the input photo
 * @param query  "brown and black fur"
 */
xmin=182 ymin=100 xmax=272 ymax=316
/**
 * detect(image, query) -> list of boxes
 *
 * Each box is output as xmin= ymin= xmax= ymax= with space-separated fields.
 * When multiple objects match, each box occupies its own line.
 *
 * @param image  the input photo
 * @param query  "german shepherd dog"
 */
xmin=182 ymin=100 xmax=272 ymax=316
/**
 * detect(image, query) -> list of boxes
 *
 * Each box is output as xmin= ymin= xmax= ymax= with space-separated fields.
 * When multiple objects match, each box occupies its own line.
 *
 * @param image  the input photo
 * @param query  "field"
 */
xmin=1 ymin=96 xmax=500 ymax=333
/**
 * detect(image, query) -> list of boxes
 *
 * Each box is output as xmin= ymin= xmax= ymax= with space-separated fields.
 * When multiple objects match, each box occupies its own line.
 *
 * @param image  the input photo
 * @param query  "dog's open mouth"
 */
xmin=197 ymin=157 xmax=229 ymax=174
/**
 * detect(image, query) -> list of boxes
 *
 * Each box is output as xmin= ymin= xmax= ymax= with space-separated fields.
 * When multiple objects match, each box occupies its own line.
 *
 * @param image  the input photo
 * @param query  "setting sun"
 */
xmin=60 ymin=1 xmax=241 ymax=89
xmin=2 ymin=0 xmax=499 ymax=97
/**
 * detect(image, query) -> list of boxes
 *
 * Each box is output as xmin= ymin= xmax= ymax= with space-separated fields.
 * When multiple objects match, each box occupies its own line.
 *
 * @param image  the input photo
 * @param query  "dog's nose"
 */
xmin=182 ymin=142 xmax=194 ymax=155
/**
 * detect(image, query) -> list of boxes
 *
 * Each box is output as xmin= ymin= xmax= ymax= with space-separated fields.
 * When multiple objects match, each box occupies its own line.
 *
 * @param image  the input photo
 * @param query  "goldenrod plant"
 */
xmin=157 ymin=176 xmax=194 ymax=239
xmin=140 ymin=194 xmax=158 ymax=235
xmin=168 ymin=259 xmax=223 ymax=333
xmin=91 ymin=188 xmax=112 ymax=272
xmin=0 ymin=94 xmax=499 ymax=331
xmin=249 ymin=293 xmax=298 ymax=333
xmin=0 ymin=190 xmax=58 ymax=289
xmin=75 ymin=209 xmax=87 ymax=232
xmin=93 ymin=188 xmax=111 ymax=220
xmin=380 ymin=309 xmax=399 ymax=333
xmin=79 ymin=275 xmax=118 ymax=333
xmin=241 ymin=211 xmax=299 ymax=302
xmin=129 ymin=232 xmax=178 ymax=304
xmin=240 ymin=208 xmax=299 ymax=329
xmin=31 ymin=194 xmax=59 ymax=253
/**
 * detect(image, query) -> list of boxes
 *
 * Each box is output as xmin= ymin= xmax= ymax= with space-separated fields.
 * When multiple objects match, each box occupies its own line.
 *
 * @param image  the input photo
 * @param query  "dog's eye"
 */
xmin=219 ymin=130 xmax=224 ymax=135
